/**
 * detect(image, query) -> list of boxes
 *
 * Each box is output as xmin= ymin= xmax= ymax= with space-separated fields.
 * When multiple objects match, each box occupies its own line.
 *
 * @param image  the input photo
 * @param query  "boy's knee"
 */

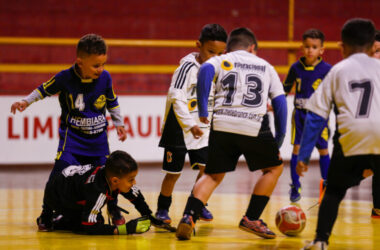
xmin=208 ymin=173 xmax=224 ymax=183
xmin=263 ymin=164 xmax=283 ymax=177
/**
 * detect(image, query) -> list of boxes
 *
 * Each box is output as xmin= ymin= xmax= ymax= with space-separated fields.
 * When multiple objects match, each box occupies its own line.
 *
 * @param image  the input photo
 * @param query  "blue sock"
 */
xmin=319 ymin=154 xmax=330 ymax=180
xmin=290 ymin=153 xmax=300 ymax=188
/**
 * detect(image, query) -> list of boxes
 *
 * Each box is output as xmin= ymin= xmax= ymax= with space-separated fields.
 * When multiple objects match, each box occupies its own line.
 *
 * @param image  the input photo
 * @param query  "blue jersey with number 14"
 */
xmin=36 ymin=65 xmax=119 ymax=157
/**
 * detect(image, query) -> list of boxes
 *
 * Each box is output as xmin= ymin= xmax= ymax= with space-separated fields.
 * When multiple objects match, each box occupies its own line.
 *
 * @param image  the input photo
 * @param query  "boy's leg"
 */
xmin=176 ymin=130 xmax=239 ymax=240
xmin=239 ymin=131 xmax=283 ymax=239
xmin=304 ymin=143 xmax=368 ymax=247
xmin=314 ymin=184 xmax=347 ymax=244
xmin=317 ymin=125 xmax=330 ymax=203
xmin=290 ymin=109 xmax=304 ymax=202
xmin=156 ymin=147 xmax=186 ymax=223
xmin=240 ymin=164 xmax=283 ymax=239
xmin=188 ymin=147 xmax=213 ymax=221
xmin=176 ymin=172 xmax=225 ymax=240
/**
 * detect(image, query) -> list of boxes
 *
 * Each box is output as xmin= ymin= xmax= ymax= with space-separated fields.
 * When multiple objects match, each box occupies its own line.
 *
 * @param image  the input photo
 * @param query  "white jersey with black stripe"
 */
xmin=206 ymin=50 xmax=284 ymax=137
xmin=306 ymin=53 xmax=380 ymax=156
xmin=161 ymin=53 xmax=214 ymax=150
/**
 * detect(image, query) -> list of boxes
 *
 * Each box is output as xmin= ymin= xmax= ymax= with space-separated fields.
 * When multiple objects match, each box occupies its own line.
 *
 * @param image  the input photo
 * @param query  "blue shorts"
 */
xmin=291 ymin=108 xmax=329 ymax=149
xmin=49 ymin=151 xmax=108 ymax=181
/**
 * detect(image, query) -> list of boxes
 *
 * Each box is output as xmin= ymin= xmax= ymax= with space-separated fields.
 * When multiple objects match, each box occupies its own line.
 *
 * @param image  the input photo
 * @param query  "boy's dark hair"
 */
xmin=302 ymin=29 xmax=325 ymax=44
xmin=226 ymin=27 xmax=258 ymax=52
xmin=341 ymin=18 xmax=375 ymax=49
xmin=105 ymin=150 xmax=138 ymax=179
xmin=199 ymin=24 xmax=228 ymax=43
xmin=77 ymin=34 xmax=107 ymax=57
xmin=375 ymin=30 xmax=380 ymax=42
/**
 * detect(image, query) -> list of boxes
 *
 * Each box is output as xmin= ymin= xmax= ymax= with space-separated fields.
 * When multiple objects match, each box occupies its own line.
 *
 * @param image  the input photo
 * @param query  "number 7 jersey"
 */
xmin=205 ymin=50 xmax=284 ymax=137
xmin=306 ymin=53 xmax=380 ymax=156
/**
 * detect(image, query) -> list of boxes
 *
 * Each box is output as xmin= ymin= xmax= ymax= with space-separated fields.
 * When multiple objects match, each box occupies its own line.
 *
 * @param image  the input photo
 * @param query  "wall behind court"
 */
xmin=1 ymin=96 xmax=334 ymax=164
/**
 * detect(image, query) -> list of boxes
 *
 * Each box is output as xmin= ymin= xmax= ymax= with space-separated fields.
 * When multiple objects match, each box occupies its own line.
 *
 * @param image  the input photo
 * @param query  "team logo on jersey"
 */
xmin=188 ymin=99 xmax=197 ymax=111
xmin=167 ymin=151 xmax=173 ymax=163
xmin=221 ymin=60 xmax=233 ymax=71
xmin=94 ymin=95 xmax=106 ymax=109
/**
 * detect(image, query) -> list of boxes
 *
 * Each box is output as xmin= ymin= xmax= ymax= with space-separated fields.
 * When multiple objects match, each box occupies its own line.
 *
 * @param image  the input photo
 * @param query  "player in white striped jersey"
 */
xmin=296 ymin=18 xmax=380 ymax=249
xmin=156 ymin=24 xmax=227 ymax=224
xmin=176 ymin=28 xmax=287 ymax=240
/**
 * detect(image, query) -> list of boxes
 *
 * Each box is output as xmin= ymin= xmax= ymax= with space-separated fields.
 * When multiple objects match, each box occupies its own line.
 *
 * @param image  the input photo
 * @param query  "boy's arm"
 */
xmin=105 ymin=75 xmax=126 ymax=141
xmin=271 ymin=95 xmax=287 ymax=148
xmin=297 ymin=72 xmax=334 ymax=176
xmin=11 ymin=75 xmax=62 ymax=114
xmin=81 ymin=192 xmax=117 ymax=235
xmin=120 ymin=186 xmax=152 ymax=216
xmin=168 ymin=64 xmax=200 ymax=135
xmin=268 ymin=65 xmax=287 ymax=147
xmin=283 ymin=65 xmax=297 ymax=95
xmin=196 ymin=63 xmax=215 ymax=123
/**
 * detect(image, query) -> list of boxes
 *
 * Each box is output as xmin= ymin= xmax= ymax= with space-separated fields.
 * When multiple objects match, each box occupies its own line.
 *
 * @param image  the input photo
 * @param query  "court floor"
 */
xmin=0 ymin=163 xmax=378 ymax=249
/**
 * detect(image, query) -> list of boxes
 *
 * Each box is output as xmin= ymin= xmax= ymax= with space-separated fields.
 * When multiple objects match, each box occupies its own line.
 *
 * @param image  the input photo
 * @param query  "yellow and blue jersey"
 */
xmin=37 ymin=65 xmax=119 ymax=157
xmin=284 ymin=57 xmax=331 ymax=109
xmin=284 ymin=57 xmax=331 ymax=147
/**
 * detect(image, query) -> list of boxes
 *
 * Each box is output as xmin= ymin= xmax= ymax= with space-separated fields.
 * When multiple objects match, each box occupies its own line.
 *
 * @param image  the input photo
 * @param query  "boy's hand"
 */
xmin=296 ymin=161 xmax=308 ymax=177
xmin=267 ymin=103 xmax=273 ymax=112
xmin=190 ymin=125 xmax=203 ymax=139
xmin=199 ymin=117 xmax=209 ymax=124
xmin=116 ymin=126 xmax=127 ymax=141
xmin=11 ymin=100 xmax=28 ymax=114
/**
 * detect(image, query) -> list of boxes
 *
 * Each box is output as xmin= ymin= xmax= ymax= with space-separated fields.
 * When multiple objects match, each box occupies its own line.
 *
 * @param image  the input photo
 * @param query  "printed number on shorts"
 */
xmin=62 ymin=164 xmax=92 ymax=177
xmin=349 ymin=80 xmax=373 ymax=118
xmin=221 ymin=72 xmax=263 ymax=107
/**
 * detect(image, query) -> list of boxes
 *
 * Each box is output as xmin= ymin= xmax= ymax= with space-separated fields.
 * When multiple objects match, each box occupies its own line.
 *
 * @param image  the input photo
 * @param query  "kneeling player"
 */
xmin=39 ymin=150 xmax=166 ymax=235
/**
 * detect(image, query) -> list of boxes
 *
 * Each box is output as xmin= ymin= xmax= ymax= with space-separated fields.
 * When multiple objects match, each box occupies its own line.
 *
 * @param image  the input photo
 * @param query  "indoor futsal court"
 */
xmin=1 ymin=1 xmax=380 ymax=250
xmin=0 ymin=163 xmax=377 ymax=249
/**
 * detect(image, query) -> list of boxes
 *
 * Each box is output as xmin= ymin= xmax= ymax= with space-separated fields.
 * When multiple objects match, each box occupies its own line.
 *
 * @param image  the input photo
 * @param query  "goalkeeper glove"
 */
xmin=117 ymin=215 xmax=151 ymax=235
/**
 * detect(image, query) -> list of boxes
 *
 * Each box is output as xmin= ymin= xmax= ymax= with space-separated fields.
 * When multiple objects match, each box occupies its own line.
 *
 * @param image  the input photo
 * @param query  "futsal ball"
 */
xmin=275 ymin=205 xmax=306 ymax=236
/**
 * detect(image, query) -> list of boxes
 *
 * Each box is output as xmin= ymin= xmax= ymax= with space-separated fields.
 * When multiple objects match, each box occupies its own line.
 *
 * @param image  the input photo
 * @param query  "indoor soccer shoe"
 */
xmin=289 ymin=184 xmax=301 ymax=202
xmin=199 ymin=206 xmax=213 ymax=221
xmin=108 ymin=207 xmax=126 ymax=226
xmin=371 ymin=208 xmax=380 ymax=219
xmin=302 ymin=240 xmax=328 ymax=250
xmin=176 ymin=214 xmax=195 ymax=240
xmin=238 ymin=216 xmax=276 ymax=239
xmin=155 ymin=209 xmax=172 ymax=224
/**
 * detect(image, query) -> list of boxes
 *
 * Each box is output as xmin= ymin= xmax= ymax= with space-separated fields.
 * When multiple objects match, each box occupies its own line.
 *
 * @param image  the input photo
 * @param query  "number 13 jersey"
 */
xmin=306 ymin=53 xmax=380 ymax=156
xmin=206 ymin=50 xmax=284 ymax=137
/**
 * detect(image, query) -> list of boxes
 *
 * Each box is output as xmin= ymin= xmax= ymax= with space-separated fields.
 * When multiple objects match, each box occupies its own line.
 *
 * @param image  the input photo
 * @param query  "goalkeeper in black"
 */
xmin=38 ymin=150 xmax=161 ymax=235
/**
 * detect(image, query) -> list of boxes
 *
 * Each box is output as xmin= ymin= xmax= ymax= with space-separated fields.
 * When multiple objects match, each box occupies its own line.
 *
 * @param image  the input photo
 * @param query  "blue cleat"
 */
xmin=155 ymin=209 xmax=172 ymax=224
xmin=199 ymin=206 xmax=213 ymax=221
xmin=289 ymin=184 xmax=301 ymax=202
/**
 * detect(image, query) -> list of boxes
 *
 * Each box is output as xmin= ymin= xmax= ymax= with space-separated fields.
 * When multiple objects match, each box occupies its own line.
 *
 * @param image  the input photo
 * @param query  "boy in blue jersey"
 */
xmin=283 ymin=29 xmax=332 ymax=202
xmin=10 ymin=34 xmax=127 ymax=229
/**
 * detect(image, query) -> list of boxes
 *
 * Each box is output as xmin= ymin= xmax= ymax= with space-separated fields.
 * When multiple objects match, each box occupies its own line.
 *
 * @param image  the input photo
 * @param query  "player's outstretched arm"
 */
xmin=10 ymin=100 xmax=28 ymax=114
